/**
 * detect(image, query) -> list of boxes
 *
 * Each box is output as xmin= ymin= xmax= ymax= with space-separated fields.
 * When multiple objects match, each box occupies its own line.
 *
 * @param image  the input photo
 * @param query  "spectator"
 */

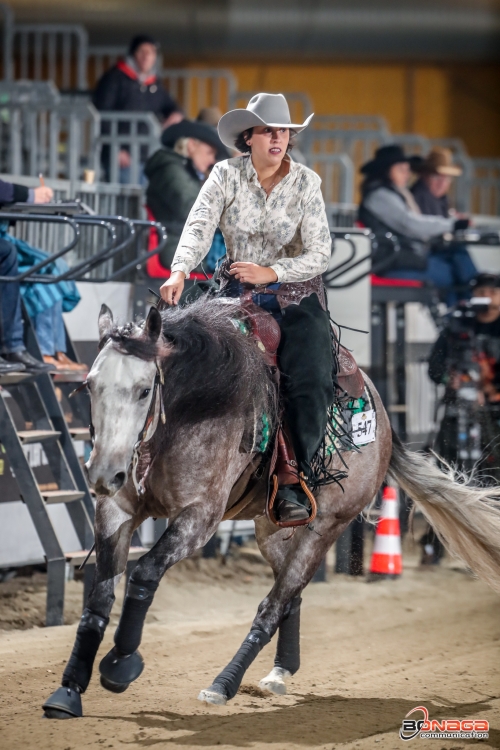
xmin=358 ymin=145 xmax=476 ymax=305
xmin=145 ymin=119 xmax=228 ymax=268
xmin=0 ymin=179 xmax=55 ymax=374
xmin=410 ymin=147 xmax=462 ymax=217
xmin=93 ymin=34 xmax=183 ymax=182
xmin=197 ymin=107 xmax=222 ymax=127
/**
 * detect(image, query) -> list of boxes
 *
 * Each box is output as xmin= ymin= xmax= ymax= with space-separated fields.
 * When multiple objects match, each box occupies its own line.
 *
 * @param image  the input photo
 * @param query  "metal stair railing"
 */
xmin=0 ymin=211 xmax=166 ymax=623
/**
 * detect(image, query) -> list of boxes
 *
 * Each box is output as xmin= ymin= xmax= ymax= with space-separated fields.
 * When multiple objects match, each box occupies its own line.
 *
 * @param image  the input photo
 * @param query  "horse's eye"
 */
xmin=139 ymin=388 xmax=151 ymax=400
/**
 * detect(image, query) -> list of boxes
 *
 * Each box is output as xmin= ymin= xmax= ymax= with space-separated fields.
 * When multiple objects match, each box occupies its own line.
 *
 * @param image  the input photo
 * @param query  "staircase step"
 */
xmin=52 ymin=372 xmax=88 ymax=384
xmin=65 ymin=546 xmax=148 ymax=567
xmin=69 ymin=426 xmax=92 ymax=442
xmin=0 ymin=372 xmax=33 ymax=386
xmin=17 ymin=429 xmax=62 ymax=444
xmin=41 ymin=489 xmax=86 ymax=504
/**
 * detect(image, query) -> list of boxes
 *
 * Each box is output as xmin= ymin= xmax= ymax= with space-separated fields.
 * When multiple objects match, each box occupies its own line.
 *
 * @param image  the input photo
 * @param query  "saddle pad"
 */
xmin=326 ymin=386 xmax=377 ymax=456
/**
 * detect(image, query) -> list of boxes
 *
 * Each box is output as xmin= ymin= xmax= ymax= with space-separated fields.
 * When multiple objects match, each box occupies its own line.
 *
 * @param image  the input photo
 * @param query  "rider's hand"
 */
xmin=160 ymin=271 xmax=186 ymax=306
xmin=229 ymin=262 xmax=278 ymax=285
xmin=33 ymin=186 xmax=54 ymax=204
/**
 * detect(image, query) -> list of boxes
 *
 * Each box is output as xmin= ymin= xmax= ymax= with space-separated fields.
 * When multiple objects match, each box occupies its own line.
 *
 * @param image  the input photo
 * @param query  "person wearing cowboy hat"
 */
xmin=160 ymin=93 xmax=334 ymax=523
xmin=145 ymin=119 xmax=229 ymax=268
xmin=358 ymin=144 xmax=476 ymax=305
xmin=410 ymin=147 xmax=462 ymax=218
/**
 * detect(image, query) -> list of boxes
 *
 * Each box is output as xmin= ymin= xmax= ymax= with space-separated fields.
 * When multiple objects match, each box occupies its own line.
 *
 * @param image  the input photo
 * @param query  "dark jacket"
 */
xmin=0 ymin=179 xmax=29 ymax=207
xmin=411 ymin=178 xmax=449 ymax=218
xmin=93 ymin=60 xmax=178 ymax=120
xmin=145 ymin=148 xmax=203 ymax=268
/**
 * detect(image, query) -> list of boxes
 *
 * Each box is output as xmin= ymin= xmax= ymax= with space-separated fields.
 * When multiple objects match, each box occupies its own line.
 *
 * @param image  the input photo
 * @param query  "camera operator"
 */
xmin=422 ymin=274 xmax=500 ymax=565
xmin=429 ymin=272 xmax=500 ymax=474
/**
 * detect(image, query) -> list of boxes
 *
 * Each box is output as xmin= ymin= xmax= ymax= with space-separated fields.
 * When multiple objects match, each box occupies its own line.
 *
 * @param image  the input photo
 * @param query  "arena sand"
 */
xmin=0 ymin=542 xmax=499 ymax=750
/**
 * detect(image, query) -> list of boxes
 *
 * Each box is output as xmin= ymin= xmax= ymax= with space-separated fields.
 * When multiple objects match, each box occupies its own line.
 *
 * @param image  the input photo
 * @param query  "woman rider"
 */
xmin=160 ymin=93 xmax=334 ymax=523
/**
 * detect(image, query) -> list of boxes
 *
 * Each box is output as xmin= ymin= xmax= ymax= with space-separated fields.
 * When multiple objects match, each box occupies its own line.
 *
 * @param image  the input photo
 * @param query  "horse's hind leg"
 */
xmin=198 ymin=514 xmax=346 ymax=706
xmin=259 ymin=594 xmax=301 ymax=694
xmin=42 ymin=495 xmax=136 ymax=719
xmin=254 ymin=520 xmax=302 ymax=695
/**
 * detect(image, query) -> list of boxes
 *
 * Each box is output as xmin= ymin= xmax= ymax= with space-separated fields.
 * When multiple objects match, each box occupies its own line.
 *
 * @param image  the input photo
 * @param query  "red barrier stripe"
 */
xmin=377 ymin=518 xmax=401 ymax=536
xmin=371 ymin=275 xmax=424 ymax=288
xmin=369 ymin=553 xmax=402 ymax=575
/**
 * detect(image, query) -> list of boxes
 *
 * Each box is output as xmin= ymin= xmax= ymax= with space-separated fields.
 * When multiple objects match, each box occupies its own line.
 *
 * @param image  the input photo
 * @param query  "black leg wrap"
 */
xmin=99 ymin=647 xmax=144 ymax=692
xmin=274 ymin=596 xmax=301 ymax=675
xmin=114 ymin=578 xmax=158 ymax=655
xmin=61 ymin=608 xmax=109 ymax=693
xmin=211 ymin=629 xmax=271 ymax=700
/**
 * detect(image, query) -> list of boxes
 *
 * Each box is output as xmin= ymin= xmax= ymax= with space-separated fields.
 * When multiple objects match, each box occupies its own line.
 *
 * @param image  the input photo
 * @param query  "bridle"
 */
xmin=131 ymin=359 xmax=166 ymax=496
xmin=71 ymin=358 xmax=166 ymax=497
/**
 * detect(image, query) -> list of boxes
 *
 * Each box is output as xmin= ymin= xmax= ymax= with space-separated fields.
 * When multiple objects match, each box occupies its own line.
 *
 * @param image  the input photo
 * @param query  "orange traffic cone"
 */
xmin=369 ymin=486 xmax=402 ymax=579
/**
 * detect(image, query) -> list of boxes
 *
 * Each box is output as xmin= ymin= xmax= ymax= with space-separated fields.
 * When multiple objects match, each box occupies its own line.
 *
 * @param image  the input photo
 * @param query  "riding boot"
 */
xmin=275 ymin=294 xmax=335 ymax=524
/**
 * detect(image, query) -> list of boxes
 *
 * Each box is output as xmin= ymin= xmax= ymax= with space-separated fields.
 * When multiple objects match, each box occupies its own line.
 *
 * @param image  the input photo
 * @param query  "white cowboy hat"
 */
xmin=218 ymin=93 xmax=314 ymax=150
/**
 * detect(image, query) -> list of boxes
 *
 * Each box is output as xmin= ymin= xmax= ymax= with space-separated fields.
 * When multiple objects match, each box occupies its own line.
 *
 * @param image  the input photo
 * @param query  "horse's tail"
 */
xmin=387 ymin=428 xmax=500 ymax=593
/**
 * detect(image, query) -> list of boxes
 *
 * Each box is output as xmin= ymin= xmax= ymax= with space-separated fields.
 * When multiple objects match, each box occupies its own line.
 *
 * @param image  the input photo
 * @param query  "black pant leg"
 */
xmin=277 ymin=294 xmax=334 ymax=476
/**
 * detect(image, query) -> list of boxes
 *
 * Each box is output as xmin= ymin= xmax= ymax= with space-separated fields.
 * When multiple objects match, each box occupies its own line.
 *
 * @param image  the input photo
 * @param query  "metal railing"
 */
xmin=96 ymin=111 xmax=162 ymax=184
xmin=307 ymin=153 xmax=355 ymax=205
xmin=470 ymin=159 xmax=500 ymax=216
xmin=1 ymin=5 xmax=88 ymax=90
xmin=0 ymin=174 xmax=147 ymax=279
xmin=160 ymin=68 xmax=237 ymax=118
xmin=0 ymin=81 xmax=99 ymax=185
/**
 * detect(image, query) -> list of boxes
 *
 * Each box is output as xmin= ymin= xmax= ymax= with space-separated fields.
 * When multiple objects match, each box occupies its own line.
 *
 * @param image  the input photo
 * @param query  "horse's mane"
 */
xmin=106 ymin=296 xmax=276 ymax=442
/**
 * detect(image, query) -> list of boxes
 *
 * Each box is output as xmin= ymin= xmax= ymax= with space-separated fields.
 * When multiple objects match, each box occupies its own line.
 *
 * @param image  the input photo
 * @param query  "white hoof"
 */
xmin=259 ymin=667 xmax=291 ymax=696
xmin=197 ymin=688 xmax=228 ymax=706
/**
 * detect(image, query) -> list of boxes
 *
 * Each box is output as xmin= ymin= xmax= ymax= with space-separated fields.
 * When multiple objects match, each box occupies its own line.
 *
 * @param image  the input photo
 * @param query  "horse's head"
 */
xmin=84 ymin=303 xmax=166 ymax=496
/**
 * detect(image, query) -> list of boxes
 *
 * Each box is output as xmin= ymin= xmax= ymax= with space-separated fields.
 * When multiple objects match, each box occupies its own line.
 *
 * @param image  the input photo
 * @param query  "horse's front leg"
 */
xmin=98 ymin=501 xmax=221 ymax=693
xmin=43 ymin=493 xmax=137 ymax=719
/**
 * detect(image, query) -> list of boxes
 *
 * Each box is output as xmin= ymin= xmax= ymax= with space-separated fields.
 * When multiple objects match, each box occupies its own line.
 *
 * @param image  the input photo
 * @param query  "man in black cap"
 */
xmin=145 ymin=120 xmax=229 ymax=267
xmin=358 ymin=144 xmax=476 ymax=305
xmin=93 ymin=35 xmax=183 ymax=181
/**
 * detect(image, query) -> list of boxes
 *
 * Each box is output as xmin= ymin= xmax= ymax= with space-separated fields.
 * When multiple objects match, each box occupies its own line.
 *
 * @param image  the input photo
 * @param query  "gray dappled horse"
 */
xmin=43 ymin=297 xmax=500 ymax=718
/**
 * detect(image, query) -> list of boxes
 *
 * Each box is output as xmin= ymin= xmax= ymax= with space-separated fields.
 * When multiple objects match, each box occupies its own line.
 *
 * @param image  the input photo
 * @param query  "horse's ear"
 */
xmin=144 ymin=306 xmax=162 ymax=342
xmin=98 ymin=304 xmax=114 ymax=340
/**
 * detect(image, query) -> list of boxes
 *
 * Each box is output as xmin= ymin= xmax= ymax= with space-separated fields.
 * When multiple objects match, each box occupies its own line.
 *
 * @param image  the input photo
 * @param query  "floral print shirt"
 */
xmin=170 ymin=155 xmax=332 ymax=283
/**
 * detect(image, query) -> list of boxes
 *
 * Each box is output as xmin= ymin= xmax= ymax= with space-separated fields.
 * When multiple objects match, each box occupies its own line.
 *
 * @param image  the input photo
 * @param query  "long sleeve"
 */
xmin=270 ymin=178 xmax=332 ymax=283
xmin=365 ymin=187 xmax=453 ymax=241
xmin=92 ymin=69 xmax=120 ymax=111
xmin=0 ymin=179 xmax=29 ymax=206
xmin=170 ymin=165 xmax=225 ymax=277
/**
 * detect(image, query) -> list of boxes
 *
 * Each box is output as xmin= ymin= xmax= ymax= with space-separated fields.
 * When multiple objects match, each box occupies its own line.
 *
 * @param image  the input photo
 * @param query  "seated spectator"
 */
xmin=410 ymin=147 xmax=462 ymax=217
xmin=93 ymin=34 xmax=183 ymax=183
xmin=145 ymin=119 xmax=228 ymax=269
xmin=358 ymin=145 xmax=476 ymax=305
xmin=0 ymin=179 xmax=55 ymax=374
xmin=197 ymin=107 xmax=222 ymax=127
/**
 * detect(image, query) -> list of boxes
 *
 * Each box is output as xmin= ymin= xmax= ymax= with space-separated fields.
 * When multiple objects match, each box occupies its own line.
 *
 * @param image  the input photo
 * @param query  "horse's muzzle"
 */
xmin=85 ymin=457 xmax=128 ymax=496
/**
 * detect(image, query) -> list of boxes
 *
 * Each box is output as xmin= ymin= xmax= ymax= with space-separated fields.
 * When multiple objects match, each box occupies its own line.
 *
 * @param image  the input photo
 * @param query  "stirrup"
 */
xmin=268 ymin=473 xmax=317 ymax=528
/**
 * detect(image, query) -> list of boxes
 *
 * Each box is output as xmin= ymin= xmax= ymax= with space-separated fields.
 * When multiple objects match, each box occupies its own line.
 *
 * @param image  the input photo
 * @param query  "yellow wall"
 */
xmin=181 ymin=60 xmax=500 ymax=157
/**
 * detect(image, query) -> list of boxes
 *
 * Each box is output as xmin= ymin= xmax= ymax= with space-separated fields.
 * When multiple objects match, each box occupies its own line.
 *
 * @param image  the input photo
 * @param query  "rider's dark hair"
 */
xmin=234 ymin=127 xmax=296 ymax=153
